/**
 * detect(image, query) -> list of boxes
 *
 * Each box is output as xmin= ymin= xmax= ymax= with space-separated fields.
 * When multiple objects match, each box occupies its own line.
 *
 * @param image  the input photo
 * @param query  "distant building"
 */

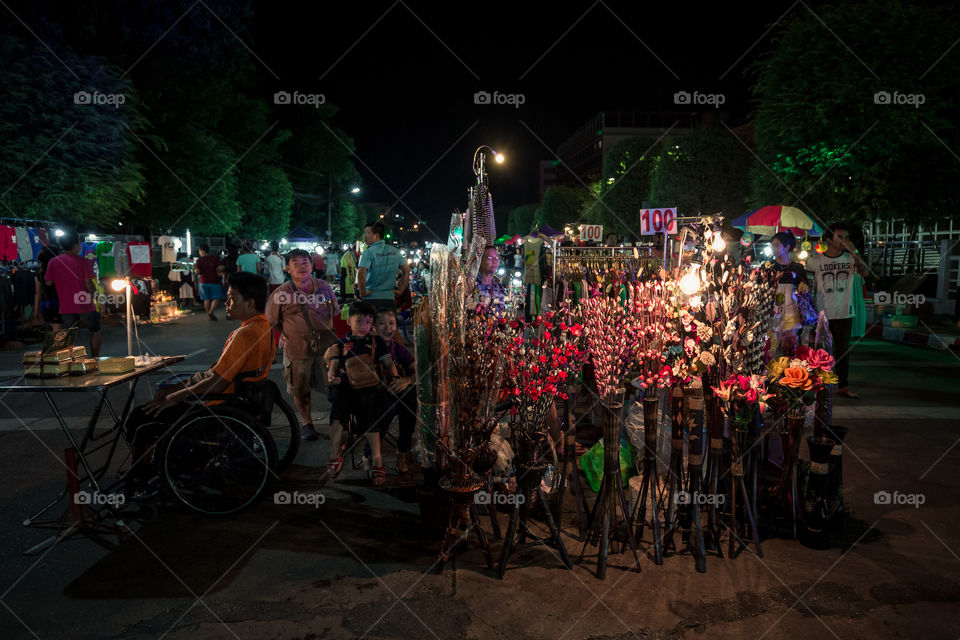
xmin=538 ymin=160 xmax=558 ymax=199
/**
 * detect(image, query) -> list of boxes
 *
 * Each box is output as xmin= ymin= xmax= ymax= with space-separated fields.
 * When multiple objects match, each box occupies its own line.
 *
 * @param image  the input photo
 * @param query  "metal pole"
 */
xmin=327 ymin=180 xmax=332 ymax=240
xmin=126 ymin=282 xmax=133 ymax=357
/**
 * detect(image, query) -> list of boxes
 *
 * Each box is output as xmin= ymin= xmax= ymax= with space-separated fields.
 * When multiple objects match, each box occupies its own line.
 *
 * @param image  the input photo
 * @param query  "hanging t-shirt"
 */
xmin=37 ymin=227 xmax=49 ymax=248
xmin=81 ymin=242 xmax=97 ymax=259
xmin=523 ymin=238 xmax=544 ymax=285
xmin=15 ymin=227 xmax=32 ymax=262
xmin=127 ymin=241 xmax=153 ymax=277
xmin=96 ymin=242 xmax=116 ymax=277
xmin=340 ymin=251 xmax=357 ymax=295
xmin=27 ymin=228 xmax=43 ymax=260
xmin=114 ymin=241 xmax=130 ymax=276
xmin=158 ymin=235 xmax=183 ymax=263
xmin=805 ymin=251 xmax=855 ymax=320
xmin=0 ymin=225 xmax=18 ymax=261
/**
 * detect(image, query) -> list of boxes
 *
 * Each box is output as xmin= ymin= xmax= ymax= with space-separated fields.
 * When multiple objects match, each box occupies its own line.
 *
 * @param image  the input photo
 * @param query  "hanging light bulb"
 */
xmin=798 ymin=250 xmax=809 ymax=259
xmin=712 ymin=234 xmax=727 ymax=252
xmin=763 ymin=245 xmax=773 ymax=257
xmin=679 ymin=267 xmax=702 ymax=295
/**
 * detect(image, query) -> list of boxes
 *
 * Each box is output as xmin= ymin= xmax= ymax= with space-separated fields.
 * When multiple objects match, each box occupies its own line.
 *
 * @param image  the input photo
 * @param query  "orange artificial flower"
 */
xmin=780 ymin=366 xmax=813 ymax=391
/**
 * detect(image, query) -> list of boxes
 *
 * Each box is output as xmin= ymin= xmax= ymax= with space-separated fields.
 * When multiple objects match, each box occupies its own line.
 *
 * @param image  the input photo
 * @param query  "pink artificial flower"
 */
xmin=807 ymin=348 xmax=835 ymax=371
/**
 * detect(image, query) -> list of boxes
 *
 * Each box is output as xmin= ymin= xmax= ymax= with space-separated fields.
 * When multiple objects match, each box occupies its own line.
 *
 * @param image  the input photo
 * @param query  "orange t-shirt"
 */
xmin=211 ymin=315 xmax=275 ymax=394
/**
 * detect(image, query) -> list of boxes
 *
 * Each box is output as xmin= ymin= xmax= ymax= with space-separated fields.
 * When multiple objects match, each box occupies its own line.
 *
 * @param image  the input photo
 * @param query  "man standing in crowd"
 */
xmin=44 ymin=230 xmax=101 ymax=357
xmin=265 ymin=248 xmax=340 ymax=441
xmin=237 ymin=243 xmax=261 ymax=274
xmin=264 ymin=241 xmax=286 ymax=293
xmin=194 ymin=244 xmax=224 ymax=321
xmin=806 ymin=221 xmax=859 ymax=399
xmin=357 ymin=221 xmax=409 ymax=311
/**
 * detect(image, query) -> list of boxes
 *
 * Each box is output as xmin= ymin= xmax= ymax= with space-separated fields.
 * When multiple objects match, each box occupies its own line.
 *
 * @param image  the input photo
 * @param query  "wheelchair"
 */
xmin=128 ymin=379 xmax=300 ymax=516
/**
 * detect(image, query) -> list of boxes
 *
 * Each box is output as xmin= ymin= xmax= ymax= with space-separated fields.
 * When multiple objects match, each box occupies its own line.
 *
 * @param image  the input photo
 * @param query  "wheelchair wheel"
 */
xmin=268 ymin=394 xmax=300 ymax=472
xmin=161 ymin=406 xmax=277 ymax=516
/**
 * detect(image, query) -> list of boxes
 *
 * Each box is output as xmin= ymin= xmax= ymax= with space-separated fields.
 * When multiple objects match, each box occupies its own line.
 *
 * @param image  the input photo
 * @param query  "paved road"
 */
xmin=0 ymin=315 xmax=958 ymax=639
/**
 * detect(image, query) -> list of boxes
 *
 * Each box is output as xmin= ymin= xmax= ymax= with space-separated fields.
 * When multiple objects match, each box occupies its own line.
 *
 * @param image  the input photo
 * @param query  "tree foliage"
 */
xmin=649 ymin=129 xmax=752 ymax=218
xmin=535 ymin=185 xmax=590 ymax=232
xmin=0 ymin=31 xmax=147 ymax=226
xmin=750 ymin=0 xmax=960 ymax=223
xmin=507 ymin=203 xmax=539 ymax=236
xmin=588 ymin=136 xmax=663 ymax=235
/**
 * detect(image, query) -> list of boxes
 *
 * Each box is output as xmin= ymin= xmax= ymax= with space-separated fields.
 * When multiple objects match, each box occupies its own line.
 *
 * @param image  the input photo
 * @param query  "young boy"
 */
xmin=373 ymin=309 xmax=418 ymax=472
xmin=324 ymin=302 xmax=391 ymax=485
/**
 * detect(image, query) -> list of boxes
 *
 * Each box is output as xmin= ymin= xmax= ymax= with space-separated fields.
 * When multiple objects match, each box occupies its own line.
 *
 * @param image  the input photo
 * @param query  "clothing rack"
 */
xmin=553 ymin=245 xmax=659 ymax=289
xmin=0 ymin=217 xmax=56 ymax=226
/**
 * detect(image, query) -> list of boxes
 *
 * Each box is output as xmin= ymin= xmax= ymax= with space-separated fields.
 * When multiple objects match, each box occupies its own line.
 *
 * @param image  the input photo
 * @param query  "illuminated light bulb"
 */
xmin=679 ymin=269 xmax=702 ymax=295
xmin=315 ymin=245 xmax=324 ymax=254
xmin=798 ymin=250 xmax=809 ymax=259
xmin=497 ymin=268 xmax=505 ymax=275
xmin=689 ymin=294 xmax=702 ymax=308
xmin=712 ymin=235 xmax=727 ymax=252
xmin=111 ymin=279 xmax=126 ymax=292
xmin=281 ymin=238 xmax=287 ymax=244
xmin=495 ymin=153 xmax=505 ymax=164
xmin=763 ymin=246 xmax=773 ymax=257
xmin=514 ymin=271 xmax=521 ymax=278
xmin=54 ymin=229 xmax=64 ymax=237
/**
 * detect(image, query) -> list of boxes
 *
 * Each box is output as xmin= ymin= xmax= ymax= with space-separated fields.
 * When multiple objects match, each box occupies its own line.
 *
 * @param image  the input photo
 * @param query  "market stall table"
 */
xmin=0 ymin=355 xmax=186 ymax=554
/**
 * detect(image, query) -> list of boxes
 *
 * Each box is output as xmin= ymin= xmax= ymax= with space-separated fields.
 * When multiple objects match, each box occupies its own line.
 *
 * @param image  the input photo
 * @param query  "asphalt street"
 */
xmin=0 ymin=312 xmax=958 ymax=639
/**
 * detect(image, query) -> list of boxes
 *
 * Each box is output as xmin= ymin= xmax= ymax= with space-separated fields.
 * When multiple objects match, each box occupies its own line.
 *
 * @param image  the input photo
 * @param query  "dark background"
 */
xmin=251 ymin=0 xmax=788 ymax=231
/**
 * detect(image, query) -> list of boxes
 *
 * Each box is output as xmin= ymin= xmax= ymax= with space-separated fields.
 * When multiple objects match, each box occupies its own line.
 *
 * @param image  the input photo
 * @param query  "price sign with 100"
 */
xmin=640 ymin=208 xmax=677 ymax=235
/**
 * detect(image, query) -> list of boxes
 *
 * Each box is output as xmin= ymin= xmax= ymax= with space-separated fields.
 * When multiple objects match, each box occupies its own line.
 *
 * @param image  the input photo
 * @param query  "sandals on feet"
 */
xmin=326 ymin=456 xmax=344 ymax=479
xmin=370 ymin=465 xmax=387 ymax=486
xmin=397 ymin=453 xmax=409 ymax=473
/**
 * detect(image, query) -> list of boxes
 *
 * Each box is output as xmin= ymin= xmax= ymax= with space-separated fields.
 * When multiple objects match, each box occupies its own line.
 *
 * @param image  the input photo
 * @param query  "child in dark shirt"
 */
xmin=373 ymin=309 xmax=418 ymax=472
xmin=324 ymin=302 xmax=390 ymax=485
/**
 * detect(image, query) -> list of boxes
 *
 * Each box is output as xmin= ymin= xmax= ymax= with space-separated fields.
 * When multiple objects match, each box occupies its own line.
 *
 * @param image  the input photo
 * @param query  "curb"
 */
xmin=865 ymin=324 xmax=960 ymax=350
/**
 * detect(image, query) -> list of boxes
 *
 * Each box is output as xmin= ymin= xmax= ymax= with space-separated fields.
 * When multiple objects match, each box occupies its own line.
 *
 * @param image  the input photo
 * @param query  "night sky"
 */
xmin=252 ymin=0 xmax=794 ymax=236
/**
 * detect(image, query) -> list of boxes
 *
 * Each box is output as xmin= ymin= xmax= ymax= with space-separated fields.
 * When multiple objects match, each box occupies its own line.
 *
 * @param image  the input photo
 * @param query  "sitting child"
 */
xmin=373 ymin=308 xmax=418 ymax=472
xmin=324 ymin=302 xmax=391 ymax=485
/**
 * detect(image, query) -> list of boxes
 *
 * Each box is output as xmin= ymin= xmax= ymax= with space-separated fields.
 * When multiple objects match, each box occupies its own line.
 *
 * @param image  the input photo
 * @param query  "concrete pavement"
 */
xmin=0 ymin=314 xmax=958 ymax=639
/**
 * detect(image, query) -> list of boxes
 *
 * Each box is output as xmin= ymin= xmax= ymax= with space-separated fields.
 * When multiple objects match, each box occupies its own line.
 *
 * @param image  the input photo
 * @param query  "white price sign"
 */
xmin=580 ymin=224 xmax=603 ymax=242
xmin=639 ymin=208 xmax=678 ymax=235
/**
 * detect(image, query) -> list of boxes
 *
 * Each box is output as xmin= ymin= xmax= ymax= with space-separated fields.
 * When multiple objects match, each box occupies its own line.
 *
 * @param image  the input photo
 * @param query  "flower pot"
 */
xmin=800 ymin=436 xmax=836 ymax=550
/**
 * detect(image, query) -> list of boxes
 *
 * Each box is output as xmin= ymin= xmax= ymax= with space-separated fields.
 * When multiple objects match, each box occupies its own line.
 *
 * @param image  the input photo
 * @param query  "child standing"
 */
xmin=373 ymin=309 xmax=418 ymax=472
xmin=324 ymin=302 xmax=390 ymax=485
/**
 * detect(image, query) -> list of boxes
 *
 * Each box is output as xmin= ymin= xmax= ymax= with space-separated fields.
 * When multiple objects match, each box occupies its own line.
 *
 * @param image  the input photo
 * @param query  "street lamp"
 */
xmin=472 ymin=145 xmax=505 ymax=177
xmin=327 ymin=183 xmax=361 ymax=241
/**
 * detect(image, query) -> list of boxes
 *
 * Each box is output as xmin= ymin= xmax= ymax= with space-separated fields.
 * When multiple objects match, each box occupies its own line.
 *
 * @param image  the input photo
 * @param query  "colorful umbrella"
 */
xmin=494 ymin=233 xmax=512 ymax=244
xmin=505 ymin=234 xmax=524 ymax=245
xmin=731 ymin=206 xmax=823 ymax=237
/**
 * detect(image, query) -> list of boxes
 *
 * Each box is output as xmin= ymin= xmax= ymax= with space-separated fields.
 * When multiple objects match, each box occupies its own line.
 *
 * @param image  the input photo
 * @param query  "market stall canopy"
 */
xmin=533 ymin=224 xmax=563 ymax=237
xmin=731 ymin=206 xmax=823 ymax=237
xmin=287 ymin=224 xmax=318 ymax=243
xmin=494 ymin=233 xmax=512 ymax=244
xmin=505 ymin=235 xmax=524 ymax=245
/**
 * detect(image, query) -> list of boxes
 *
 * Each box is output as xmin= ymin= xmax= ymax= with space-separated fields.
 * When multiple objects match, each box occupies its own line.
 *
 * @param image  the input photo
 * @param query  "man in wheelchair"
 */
xmin=124 ymin=272 xmax=275 ymax=483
